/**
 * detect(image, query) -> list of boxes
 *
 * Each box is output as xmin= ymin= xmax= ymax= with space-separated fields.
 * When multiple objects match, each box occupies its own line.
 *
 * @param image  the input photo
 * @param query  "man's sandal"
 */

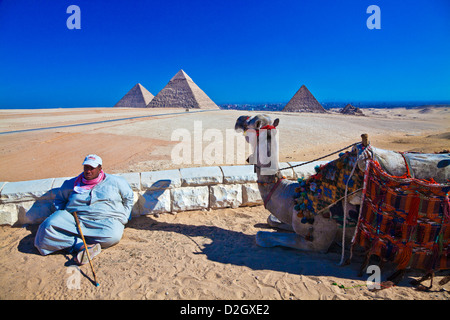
xmin=75 ymin=243 xmax=101 ymax=265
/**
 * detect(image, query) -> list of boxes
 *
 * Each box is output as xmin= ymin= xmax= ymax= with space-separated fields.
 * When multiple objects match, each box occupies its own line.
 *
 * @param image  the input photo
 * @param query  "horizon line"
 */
xmin=1 ymin=101 xmax=450 ymax=110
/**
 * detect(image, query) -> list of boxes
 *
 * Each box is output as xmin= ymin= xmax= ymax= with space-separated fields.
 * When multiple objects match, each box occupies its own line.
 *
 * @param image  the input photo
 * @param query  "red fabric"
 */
xmin=256 ymin=125 xmax=277 ymax=137
xmin=260 ymin=125 xmax=276 ymax=130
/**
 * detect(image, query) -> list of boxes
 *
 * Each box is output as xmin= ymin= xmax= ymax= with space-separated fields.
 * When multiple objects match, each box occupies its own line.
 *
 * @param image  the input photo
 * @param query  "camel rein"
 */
xmin=277 ymin=141 xmax=360 ymax=172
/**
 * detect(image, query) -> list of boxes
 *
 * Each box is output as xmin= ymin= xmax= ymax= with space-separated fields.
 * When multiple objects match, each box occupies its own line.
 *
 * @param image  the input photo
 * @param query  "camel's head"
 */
xmin=235 ymin=114 xmax=279 ymax=134
xmin=235 ymin=114 xmax=280 ymax=175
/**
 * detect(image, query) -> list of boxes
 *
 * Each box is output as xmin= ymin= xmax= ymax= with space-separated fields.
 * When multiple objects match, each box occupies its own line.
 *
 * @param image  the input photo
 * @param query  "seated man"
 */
xmin=34 ymin=154 xmax=134 ymax=265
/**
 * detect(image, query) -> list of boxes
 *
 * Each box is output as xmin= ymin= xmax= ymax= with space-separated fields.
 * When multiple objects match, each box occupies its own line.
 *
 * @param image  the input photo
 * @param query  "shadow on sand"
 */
xmin=128 ymin=215 xmax=450 ymax=290
xmin=127 ymin=215 xmax=393 ymax=283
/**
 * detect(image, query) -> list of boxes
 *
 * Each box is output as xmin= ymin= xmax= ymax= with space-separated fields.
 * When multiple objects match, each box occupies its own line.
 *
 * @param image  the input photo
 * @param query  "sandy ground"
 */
xmin=0 ymin=106 xmax=449 ymax=301
xmin=0 ymin=107 xmax=449 ymax=182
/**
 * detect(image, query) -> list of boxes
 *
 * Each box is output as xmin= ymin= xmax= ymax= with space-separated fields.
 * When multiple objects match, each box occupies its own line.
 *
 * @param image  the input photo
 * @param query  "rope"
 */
xmin=338 ymin=152 xmax=362 ymax=266
xmin=332 ymin=282 xmax=367 ymax=289
xmin=278 ymin=142 xmax=359 ymax=172
xmin=331 ymin=281 xmax=395 ymax=290
xmin=314 ymin=188 xmax=362 ymax=216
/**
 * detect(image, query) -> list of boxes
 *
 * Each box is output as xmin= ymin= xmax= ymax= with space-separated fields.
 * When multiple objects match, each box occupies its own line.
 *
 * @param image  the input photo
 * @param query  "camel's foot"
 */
xmin=267 ymin=214 xmax=294 ymax=231
xmin=256 ymin=231 xmax=314 ymax=251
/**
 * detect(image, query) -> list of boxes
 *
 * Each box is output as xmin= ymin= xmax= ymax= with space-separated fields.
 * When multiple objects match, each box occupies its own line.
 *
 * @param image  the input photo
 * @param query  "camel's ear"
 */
xmin=273 ymin=118 xmax=280 ymax=127
xmin=235 ymin=115 xmax=249 ymax=132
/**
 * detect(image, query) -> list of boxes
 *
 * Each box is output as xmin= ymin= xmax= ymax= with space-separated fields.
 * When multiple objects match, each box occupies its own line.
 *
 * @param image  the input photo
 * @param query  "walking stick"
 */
xmin=73 ymin=212 xmax=99 ymax=287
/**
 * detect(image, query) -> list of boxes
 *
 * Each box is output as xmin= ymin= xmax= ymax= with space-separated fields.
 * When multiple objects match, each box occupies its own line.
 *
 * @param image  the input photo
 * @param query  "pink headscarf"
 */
xmin=73 ymin=170 xmax=105 ymax=193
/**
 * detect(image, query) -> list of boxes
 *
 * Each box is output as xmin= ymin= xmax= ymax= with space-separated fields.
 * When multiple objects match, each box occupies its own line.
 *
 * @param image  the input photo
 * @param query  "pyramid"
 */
xmin=146 ymin=70 xmax=219 ymax=109
xmin=282 ymin=85 xmax=326 ymax=113
xmin=340 ymin=103 xmax=364 ymax=116
xmin=113 ymin=83 xmax=154 ymax=108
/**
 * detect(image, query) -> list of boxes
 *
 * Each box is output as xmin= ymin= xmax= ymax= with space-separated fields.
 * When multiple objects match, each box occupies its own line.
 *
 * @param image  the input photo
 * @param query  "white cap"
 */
xmin=82 ymin=154 xmax=102 ymax=168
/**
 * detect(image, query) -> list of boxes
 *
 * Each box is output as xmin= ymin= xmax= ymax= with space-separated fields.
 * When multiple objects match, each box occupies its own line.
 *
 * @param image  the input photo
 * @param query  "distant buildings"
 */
xmin=219 ymin=103 xmax=285 ymax=111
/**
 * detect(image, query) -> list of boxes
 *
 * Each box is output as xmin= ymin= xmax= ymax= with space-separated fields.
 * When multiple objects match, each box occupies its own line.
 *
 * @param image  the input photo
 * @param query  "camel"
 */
xmin=235 ymin=114 xmax=450 ymax=254
xmin=234 ymin=114 xmax=275 ymax=133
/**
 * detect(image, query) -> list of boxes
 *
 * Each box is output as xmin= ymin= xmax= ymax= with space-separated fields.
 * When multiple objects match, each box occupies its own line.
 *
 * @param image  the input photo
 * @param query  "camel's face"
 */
xmin=235 ymin=114 xmax=280 ymax=174
xmin=234 ymin=114 xmax=279 ymax=133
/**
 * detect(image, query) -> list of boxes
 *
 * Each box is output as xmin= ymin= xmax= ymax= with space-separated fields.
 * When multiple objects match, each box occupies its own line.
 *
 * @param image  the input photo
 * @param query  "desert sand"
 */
xmin=0 ymin=107 xmax=449 ymax=301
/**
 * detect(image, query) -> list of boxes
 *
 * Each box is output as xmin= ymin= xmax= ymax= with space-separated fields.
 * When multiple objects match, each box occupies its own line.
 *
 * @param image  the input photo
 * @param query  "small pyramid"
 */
xmin=113 ymin=83 xmax=154 ymax=108
xmin=282 ymin=85 xmax=326 ymax=113
xmin=146 ymin=70 xmax=219 ymax=109
xmin=340 ymin=103 xmax=364 ymax=116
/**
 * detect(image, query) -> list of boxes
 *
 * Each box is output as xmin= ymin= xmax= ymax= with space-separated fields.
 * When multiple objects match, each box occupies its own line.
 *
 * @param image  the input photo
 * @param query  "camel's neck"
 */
xmin=255 ymin=165 xmax=280 ymax=197
xmin=255 ymin=164 xmax=297 ymax=226
xmin=256 ymin=168 xmax=277 ymax=182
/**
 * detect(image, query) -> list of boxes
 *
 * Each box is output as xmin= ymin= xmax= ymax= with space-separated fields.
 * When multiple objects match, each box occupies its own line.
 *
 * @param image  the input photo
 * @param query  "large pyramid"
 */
xmin=113 ymin=83 xmax=154 ymax=108
xmin=146 ymin=70 xmax=219 ymax=109
xmin=282 ymin=85 xmax=326 ymax=113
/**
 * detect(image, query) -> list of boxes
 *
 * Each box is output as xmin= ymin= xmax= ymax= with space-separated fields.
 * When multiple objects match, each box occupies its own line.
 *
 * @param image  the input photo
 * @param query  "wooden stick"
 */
xmin=73 ymin=212 xmax=99 ymax=287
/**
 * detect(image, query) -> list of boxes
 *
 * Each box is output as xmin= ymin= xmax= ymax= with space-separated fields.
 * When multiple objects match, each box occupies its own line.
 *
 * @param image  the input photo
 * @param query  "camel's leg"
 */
xmin=267 ymin=214 xmax=294 ymax=231
xmin=411 ymin=272 xmax=434 ymax=291
xmin=387 ymin=269 xmax=406 ymax=285
xmin=292 ymin=214 xmax=338 ymax=253
xmin=439 ymin=275 xmax=450 ymax=286
xmin=256 ymin=231 xmax=315 ymax=251
xmin=257 ymin=212 xmax=338 ymax=253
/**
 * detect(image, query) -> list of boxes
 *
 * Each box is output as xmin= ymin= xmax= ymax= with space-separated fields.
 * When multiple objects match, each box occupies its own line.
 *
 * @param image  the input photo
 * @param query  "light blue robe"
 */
xmin=34 ymin=174 xmax=134 ymax=255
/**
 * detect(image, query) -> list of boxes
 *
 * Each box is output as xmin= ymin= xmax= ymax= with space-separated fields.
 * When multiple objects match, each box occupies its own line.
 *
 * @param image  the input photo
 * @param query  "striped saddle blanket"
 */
xmin=352 ymin=159 xmax=450 ymax=272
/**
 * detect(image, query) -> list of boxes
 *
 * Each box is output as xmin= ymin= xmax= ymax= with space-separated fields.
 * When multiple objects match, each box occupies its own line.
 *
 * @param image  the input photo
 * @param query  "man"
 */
xmin=34 ymin=154 xmax=134 ymax=265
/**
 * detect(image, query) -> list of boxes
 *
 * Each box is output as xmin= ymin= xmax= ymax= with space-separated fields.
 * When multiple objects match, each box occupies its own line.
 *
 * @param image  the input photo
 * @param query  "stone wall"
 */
xmin=0 ymin=161 xmax=327 ymax=226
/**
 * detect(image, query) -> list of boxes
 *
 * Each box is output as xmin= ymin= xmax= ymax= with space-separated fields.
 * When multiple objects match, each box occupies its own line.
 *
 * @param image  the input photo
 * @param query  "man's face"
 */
xmin=83 ymin=165 xmax=102 ymax=180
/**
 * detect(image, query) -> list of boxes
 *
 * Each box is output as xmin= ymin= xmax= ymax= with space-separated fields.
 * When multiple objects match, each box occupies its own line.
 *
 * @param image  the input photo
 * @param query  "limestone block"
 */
xmin=139 ymin=189 xmax=171 ymax=215
xmin=51 ymin=177 xmax=73 ymax=198
xmin=0 ymin=178 xmax=55 ymax=203
xmin=210 ymin=184 xmax=242 ymax=209
xmin=17 ymin=200 xmax=53 ymax=225
xmin=52 ymin=177 xmax=73 ymax=189
xmin=0 ymin=203 xmax=18 ymax=226
xmin=220 ymin=165 xmax=257 ymax=184
xmin=242 ymin=183 xmax=263 ymax=206
xmin=180 ymin=167 xmax=223 ymax=186
xmin=141 ymin=169 xmax=181 ymax=190
xmin=115 ymin=172 xmax=141 ymax=191
xmin=171 ymin=186 xmax=209 ymax=212
xmin=131 ymin=191 xmax=141 ymax=217
xmin=288 ymin=160 xmax=329 ymax=180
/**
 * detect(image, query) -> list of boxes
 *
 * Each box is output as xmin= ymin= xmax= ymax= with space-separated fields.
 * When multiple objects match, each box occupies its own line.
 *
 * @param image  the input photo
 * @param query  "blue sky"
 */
xmin=0 ymin=0 xmax=449 ymax=108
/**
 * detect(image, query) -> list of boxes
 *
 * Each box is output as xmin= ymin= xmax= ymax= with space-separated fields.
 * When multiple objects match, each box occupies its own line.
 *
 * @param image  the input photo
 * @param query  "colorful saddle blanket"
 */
xmin=352 ymin=159 xmax=450 ymax=272
xmin=294 ymin=149 xmax=364 ymax=225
